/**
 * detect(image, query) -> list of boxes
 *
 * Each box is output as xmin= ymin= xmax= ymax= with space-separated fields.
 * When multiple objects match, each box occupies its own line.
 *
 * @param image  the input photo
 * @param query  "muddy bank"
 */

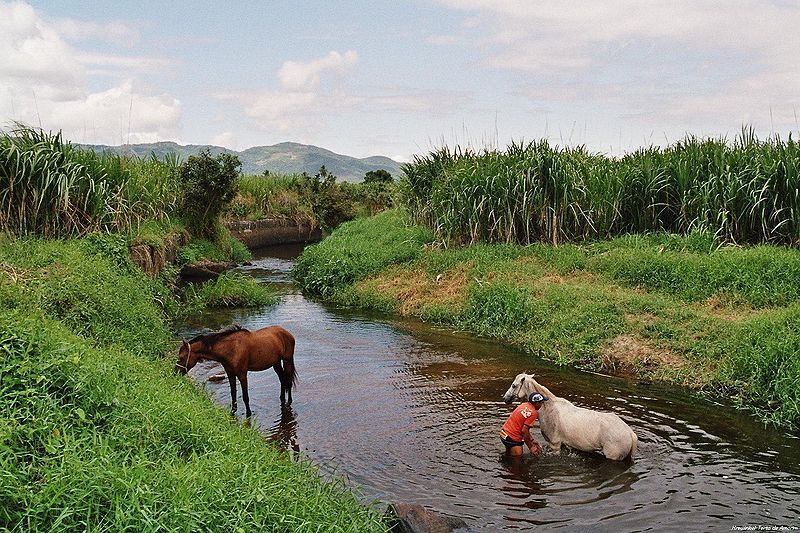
xmin=225 ymin=219 xmax=321 ymax=249
xmin=128 ymin=232 xmax=187 ymax=276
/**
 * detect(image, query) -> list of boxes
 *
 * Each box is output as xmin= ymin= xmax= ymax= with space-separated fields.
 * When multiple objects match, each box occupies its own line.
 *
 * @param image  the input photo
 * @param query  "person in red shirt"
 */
xmin=500 ymin=392 xmax=548 ymax=457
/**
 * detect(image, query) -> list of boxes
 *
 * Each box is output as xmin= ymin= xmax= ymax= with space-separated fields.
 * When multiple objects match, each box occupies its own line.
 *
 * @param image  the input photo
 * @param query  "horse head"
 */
xmin=175 ymin=339 xmax=198 ymax=375
xmin=503 ymin=372 xmax=538 ymax=403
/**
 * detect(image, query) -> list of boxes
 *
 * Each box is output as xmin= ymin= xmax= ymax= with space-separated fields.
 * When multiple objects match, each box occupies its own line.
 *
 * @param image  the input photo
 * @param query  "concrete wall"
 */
xmin=224 ymin=219 xmax=322 ymax=249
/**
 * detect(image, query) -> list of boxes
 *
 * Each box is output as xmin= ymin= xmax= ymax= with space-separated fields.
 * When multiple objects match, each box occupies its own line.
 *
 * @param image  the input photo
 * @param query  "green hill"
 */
xmin=81 ymin=141 xmax=402 ymax=182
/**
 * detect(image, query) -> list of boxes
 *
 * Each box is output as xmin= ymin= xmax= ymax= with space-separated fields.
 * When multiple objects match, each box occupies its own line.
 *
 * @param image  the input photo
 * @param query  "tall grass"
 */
xmin=400 ymin=129 xmax=800 ymax=246
xmin=0 ymin=124 xmax=181 ymax=238
xmin=231 ymin=172 xmax=395 ymax=230
xmin=231 ymin=174 xmax=313 ymax=222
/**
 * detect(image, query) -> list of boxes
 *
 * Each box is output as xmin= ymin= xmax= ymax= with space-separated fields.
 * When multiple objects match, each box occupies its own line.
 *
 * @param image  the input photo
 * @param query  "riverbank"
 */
xmin=0 ymin=235 xmax=388 ymax=530
xmin=293 ymin=210 xmax=800 ymax=432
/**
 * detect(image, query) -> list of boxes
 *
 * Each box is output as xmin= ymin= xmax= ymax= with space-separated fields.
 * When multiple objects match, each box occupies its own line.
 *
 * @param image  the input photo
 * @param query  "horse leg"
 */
xmin=281 ymin=356 xmax=295 ymax=406
xmin=284 ymin=370 xmax=292 ymax=405
xmin=225 ymin=366 xmax=237 ymax=415
xmin=548 ymin=439 xmax=562 ymax=455
xmin=272 ymin=363 xmax=286 ymax=405
xmin=238 ymin=372 xmax=252 ymax=418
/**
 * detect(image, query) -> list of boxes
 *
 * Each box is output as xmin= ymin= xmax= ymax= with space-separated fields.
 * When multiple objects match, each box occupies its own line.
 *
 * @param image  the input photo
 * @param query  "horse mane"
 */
xmin=529 ymin=376 xmax=557 ymax=400
xmin=189 ymin=324 xmax=248 ymax=347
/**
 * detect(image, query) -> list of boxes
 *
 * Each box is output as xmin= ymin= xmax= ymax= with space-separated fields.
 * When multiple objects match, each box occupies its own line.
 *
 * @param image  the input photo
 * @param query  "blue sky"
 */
xmin=2 ymin=1 xmax=799 ymax=161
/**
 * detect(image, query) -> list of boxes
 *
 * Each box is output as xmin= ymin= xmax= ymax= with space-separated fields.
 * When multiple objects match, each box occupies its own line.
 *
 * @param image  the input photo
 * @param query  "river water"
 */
xmin=176 ymin=245 xmax=800 ymax=531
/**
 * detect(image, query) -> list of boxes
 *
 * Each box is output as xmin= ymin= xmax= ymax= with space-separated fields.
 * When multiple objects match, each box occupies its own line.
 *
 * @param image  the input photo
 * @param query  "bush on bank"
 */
xmin=0 ymin=237 xmax=388 ymax=531
xmin=292 ymin=212 xmax=800 ymax=431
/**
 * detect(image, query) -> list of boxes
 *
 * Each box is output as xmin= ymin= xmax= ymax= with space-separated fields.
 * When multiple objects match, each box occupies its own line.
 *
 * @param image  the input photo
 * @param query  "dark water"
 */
xmin=177 ymin=245 xmax=800 ymax=531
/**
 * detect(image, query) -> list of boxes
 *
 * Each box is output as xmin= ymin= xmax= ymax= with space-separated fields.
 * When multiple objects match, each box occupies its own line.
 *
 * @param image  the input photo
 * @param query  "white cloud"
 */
xmin=49 ymin=81 xmax=181 ymax=144
xmin=0 ymin=2 xmax=84 ymax=89
xmin=216 ymin=84 xmax=470 ymax=133
xmin=52 ymin=17 xmax=140 ymax=47
xmin=434 ymin=0 xmax=800 ymax=140
xmin=0 ymin=1 xmax=181 ymax=144
xmin=248 ymin=91 xmax=316 ymax=121
xmin=212 ymin=50 xmax=366 ymax=131
xmin=210 ymin=131 xmax=237 ymax=150
xmin=277 ymin=50 xmax=358 ymax=91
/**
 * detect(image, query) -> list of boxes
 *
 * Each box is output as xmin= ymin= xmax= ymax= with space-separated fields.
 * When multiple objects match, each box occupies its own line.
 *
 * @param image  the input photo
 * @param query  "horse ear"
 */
xmin=181 ymin=338 xmax=188 ymax=348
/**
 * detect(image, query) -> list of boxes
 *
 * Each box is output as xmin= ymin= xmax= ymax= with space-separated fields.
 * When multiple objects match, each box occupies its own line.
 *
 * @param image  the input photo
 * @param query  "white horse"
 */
xmin=503 ymin=373 xmax=638 ymax=461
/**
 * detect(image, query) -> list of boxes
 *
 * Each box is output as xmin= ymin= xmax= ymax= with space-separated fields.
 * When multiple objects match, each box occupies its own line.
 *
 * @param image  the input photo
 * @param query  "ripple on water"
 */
xmin=176 ymin=246 xmax=800 ymax=531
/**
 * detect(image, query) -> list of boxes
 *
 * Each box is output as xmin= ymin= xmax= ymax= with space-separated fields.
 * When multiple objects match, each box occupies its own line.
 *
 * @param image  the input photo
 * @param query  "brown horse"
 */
xmin=175 ymin=324 xmax=297 ymax=417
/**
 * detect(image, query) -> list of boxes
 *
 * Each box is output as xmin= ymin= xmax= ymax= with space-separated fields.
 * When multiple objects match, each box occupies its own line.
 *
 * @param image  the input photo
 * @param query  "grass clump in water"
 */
xmin=187 ymin=272 xmax=277 ymax=308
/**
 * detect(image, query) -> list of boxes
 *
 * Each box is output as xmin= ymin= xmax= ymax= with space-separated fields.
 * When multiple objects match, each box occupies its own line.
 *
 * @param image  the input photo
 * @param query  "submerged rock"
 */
xmin=386 ymin=503 xmax=469 ymax=532
xmin=179 ymin=260 xmax=234 ymax=282
xmin=207 ymin=372 xmax=227 ymax=383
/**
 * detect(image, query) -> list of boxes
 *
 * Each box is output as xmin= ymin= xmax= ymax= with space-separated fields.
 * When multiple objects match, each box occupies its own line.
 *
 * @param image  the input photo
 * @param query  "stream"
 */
xmin=176 ymin=244 xmax=800 ymax=531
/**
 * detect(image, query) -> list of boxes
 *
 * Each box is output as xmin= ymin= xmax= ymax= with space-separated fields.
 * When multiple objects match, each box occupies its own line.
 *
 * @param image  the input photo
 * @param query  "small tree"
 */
xmin=359 ymin=169 xmax=394 ymax=214
xmin=180 ymin=149 xmax=241 ymax=239
xmin=293 ymin=166 xmax=355 ymax=231
xmin=363 ymin=169 xmax=393 ymax=183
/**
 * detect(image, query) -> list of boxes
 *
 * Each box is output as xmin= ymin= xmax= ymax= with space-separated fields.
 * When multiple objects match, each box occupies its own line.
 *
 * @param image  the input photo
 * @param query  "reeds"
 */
xmin=400 ymin=129 xmax=800 ymax=246
xmin=0 ymin=124 xmax=181 ymax=238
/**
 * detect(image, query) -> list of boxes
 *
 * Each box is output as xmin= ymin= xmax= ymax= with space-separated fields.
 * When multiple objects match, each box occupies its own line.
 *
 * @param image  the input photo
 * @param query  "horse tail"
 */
xmin=282 ymin=330 xmax=298 ymax=387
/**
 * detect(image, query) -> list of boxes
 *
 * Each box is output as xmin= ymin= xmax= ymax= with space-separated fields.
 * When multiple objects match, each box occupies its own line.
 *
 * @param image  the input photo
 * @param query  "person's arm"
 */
xmin=521 ymin=424 xmax=541 ymax=456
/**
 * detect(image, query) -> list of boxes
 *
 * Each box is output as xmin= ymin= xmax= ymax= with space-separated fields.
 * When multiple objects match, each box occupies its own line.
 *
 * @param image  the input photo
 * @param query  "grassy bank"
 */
xmin=294 ymin=211 xmax=800 ymax=431
xmin=0 ymin=237 xmax=388 ymax=531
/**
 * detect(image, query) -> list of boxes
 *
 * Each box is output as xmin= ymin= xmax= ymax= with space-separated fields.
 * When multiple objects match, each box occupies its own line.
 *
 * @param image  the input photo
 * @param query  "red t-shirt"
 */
xmin=501 ymin=402 xmax=538 ymax=442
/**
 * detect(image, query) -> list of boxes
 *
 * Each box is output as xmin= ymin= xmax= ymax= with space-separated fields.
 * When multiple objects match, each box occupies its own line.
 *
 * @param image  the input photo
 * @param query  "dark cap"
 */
xmin=528 ymin=392 xmax=549 ymax=403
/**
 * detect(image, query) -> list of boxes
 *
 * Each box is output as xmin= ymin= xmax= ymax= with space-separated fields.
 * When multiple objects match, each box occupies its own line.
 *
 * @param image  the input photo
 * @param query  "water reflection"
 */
xmin=267 ymin=406 xmax=300 ymax=454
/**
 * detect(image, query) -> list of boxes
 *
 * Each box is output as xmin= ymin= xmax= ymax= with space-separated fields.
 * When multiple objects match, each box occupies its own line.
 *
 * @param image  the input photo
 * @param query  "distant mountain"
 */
xmin=80 ymin=141 xmax=403 ymax=182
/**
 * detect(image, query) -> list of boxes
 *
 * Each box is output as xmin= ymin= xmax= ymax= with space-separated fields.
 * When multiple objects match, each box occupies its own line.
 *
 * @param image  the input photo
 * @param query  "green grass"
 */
xmin=292 ymin=210 xmax=434 ymax=298
xmin=231 ymin=174 xmax=313 ymax=222
xmin=586 ymin=242 xmax=800 ymax=308
xmin=0 ymin=238 xmax=173 ymax=356
xmin=0 ymin=236 xmax=389 ymax=531
xmin=230 ymin=173 xmax=396 ymax=231
xmin=177 ymin=235 xmax=251 ymax=265
xmin=293 ymin=212 xmax=800 ymax=431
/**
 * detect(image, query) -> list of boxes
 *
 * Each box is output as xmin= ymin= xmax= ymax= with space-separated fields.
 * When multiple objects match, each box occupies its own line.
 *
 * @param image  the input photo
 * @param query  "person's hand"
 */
xmin=530 ymin=442 xmax=541 ymax=457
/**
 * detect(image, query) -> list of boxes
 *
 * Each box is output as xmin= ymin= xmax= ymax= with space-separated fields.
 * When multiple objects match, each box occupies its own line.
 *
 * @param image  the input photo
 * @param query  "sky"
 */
xmin=2 ymin=1 xmax=799 ymax=161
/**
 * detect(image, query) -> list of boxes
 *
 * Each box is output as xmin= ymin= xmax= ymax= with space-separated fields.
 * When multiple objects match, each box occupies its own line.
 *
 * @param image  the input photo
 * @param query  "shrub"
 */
xmin=180 ymin=149 xmax=240 ymax=239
